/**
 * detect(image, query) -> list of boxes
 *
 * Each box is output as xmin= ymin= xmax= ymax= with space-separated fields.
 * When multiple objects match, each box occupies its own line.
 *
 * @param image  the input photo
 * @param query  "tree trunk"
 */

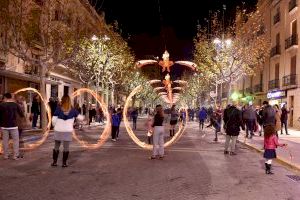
xmin=40 ymin=64 xmax=47 ymax=131
xmin=111 ymin=86 xmax=115 ymax=106
xmin=226 ymin=83 xmax=232 ymax=105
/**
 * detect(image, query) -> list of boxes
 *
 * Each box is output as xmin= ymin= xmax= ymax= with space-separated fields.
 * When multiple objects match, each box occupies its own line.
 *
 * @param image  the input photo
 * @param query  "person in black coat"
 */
xmin=223 ymin=103 xmax=245 ymax=155
xmin=280 ymin=104 xmax=290 ymax=135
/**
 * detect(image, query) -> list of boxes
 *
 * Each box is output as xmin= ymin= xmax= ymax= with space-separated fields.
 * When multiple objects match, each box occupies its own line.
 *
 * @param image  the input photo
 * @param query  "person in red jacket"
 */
xmin=263 ymin=125 xmax=287 ymax=174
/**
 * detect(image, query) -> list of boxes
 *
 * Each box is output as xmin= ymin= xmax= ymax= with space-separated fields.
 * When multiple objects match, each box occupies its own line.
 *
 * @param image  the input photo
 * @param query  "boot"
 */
xmin=51 ymin=149 xmax=59 ymax=167
xmin=172 ymin=129 xmax=175 ymax=137
xmin=265 ymin=163 xmax=268 ymax=174
xmin=267 ymin=164 xmax=274 ymax=174
xmin=62 ymin=151 xmax=69 ymax=168
xmin=170 ymin=130 xmax=172 ymax=137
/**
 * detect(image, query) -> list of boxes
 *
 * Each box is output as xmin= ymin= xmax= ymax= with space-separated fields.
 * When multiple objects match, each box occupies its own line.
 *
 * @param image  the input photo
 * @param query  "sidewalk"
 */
xmin=238 ymin=128 xmax=300 ymax=171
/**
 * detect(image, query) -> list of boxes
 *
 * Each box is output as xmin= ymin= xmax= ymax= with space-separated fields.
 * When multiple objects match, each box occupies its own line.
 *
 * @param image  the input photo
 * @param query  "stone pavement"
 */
xmin=0 ymin=119 xmax=300 ymax=200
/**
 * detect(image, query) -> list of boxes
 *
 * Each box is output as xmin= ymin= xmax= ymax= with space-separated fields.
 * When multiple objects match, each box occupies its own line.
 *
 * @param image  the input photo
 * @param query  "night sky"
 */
xmin=91 ymin=0 xmax=257 ymax=60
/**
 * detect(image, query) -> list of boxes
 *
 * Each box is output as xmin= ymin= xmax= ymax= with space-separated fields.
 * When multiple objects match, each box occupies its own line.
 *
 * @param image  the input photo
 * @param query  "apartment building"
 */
xmin=0 ymin=0 xmax=107 ymax=115
xmin=235 ymin=0 xmax=300 ymax=128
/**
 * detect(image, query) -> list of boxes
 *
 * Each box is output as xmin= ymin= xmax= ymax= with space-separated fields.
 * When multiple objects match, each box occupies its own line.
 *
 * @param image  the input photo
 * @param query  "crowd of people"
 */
xmin=0 ymin=93 xmax=290 ymax=173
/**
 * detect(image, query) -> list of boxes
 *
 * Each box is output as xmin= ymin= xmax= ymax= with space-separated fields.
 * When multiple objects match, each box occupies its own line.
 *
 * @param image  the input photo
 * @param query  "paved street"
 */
xmin=1 ymin=119 xmax=300 ymax=200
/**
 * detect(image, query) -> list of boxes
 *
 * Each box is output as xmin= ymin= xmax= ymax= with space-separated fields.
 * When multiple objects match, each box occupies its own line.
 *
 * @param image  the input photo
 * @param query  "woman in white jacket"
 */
xmin=51 ymin=95 xmax=84 ymax=167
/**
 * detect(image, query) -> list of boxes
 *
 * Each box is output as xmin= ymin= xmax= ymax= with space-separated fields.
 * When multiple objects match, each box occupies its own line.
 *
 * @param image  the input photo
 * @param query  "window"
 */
xmin=292 ymin=20 xmax=297 ymax=36
xmin=291 ymin=55 xmax=297 ymax=75
xmin=51 ymin=85 xmax=58 ymax=97
xmin=276 ymin=33 xmax=280 ymax=46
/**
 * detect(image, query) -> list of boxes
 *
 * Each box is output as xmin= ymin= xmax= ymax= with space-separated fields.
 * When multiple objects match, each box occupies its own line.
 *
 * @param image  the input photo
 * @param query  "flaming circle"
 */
xmin=71 ymin=88 xmax=111 ymax=149
xmin=13 ymin=87 xmax=52 ymax=150
xmin=123 ymin=84 xmax=188 ymax=150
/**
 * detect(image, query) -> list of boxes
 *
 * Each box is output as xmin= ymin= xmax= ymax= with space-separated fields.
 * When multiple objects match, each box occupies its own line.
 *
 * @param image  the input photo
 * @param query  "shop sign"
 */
xmin=267 ymin=90 xmax=286 ymax=99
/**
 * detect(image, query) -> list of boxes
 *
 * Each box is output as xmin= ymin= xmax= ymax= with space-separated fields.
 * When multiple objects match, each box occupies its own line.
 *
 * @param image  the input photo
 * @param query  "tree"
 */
xmin=0 ymin=0 xmax=104 ymax=128
xmin=71 ymin=29 xmax=135 ymax=105
xmin=193 ymin=9 xmax=270 ymax=103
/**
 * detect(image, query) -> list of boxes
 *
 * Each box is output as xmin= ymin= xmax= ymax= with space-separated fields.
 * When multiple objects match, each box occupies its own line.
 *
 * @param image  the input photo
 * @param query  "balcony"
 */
xmin=254 ymin=84 xmax=263 ymax=93
xmin=273 ymin=12 xmax=280 ymax=25
xmin=268 ymin=79 xmax=280 ymax=90
xmin=245 ymin=87 xmax=253 ymax=94
xmin=289 ymin=0 xmax=298 ymax=12
xmin=282 ymin=74 xmax=298 ymax=89
xmin=270 ymin=45 xmax=281 ymax=58
xmin=285 ymin=34 xmax=298 ymax=50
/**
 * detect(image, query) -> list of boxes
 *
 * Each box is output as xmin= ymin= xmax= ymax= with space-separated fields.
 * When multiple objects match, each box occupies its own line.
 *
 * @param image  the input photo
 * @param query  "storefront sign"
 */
xmin=267 ymin=90 xmax=286 ymax=99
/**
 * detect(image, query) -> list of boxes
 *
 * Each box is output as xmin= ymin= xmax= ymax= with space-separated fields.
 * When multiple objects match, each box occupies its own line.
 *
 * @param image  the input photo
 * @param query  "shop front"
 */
xmin=267 ymin=90 xmax=287 ymax=106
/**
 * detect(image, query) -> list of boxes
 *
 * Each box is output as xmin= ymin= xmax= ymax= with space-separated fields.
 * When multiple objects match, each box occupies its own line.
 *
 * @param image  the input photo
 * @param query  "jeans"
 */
xmin=281 ymin=120 xmax=288 ymax=135
xmin=54 ymin=140 xmax=70 ymax=151
xmin=199 ymin=119 xmax=204 ymax=130
xmin=32 ymin=113 xmax=38 ymax=128
xmin=111 ymin=126 xmax=118 ymax=139
xmin=246 ymin=119 xmax=255 ymax=137
xmin=224 ymin=135 xmax=238 ymax=153
xmin=2 ymin=129 xmax=19 ymax=158
xmin=152 ymin=126 xmax=164 ymax=156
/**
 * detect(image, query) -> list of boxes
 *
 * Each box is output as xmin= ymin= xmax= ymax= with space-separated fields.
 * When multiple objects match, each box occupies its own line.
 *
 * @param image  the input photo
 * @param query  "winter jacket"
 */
xmin=243 ymin=106 xmax=257 ymax=120
xmin=262 ymin=105 xmax=276 ymax=126
xmin=275 ymin=111 xmax=281 ymax=131
xmin=52 ymin=107 xmax=83 ymax=132
xmin=223 ymin=106 xmax=244 ymax=136
xmin=112 ymin=114 xmax=120 ymax=127
xmin=199 ymin=109 xmax=208 ymax=120
xmin=0 ymin=102 xmax=24 ymax=128
xmin=281 ymin=108 xmax=289 ymax=122
xmin=264 ymin=135 xmax=284 ymax=149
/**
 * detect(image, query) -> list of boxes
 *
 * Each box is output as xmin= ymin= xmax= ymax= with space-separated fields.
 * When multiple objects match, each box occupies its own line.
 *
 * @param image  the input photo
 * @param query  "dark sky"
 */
xmin=91 ymin=0 xmax=257 ymax=60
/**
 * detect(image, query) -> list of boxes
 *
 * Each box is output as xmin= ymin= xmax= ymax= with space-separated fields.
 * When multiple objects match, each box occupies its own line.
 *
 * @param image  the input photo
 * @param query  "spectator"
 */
xmin=150 ymin=105 xmax=165 ymax=159
xmin=198 ymin=107 xmax=207 ymax=130
xmin=111 ymin=109 xmax=120 ymax=142
xmin=51 ymin=95 xmax=84 ymax=167
xmin=243 ymin=104 xmax=257 ymax=139
xmin=31 ymin=95 xmax=40 ymax=129
xmin=131 ymin=108 xmax=138 ymax=130
xmin=223 ymin=102 xmax=245 ymax=155
xmin=273 ymin=104 xmax=281 ymax=136
xmin=280 ymin=104 xmax=290 ymax=135
xmin=0 ymin=93 xmax=24 ymax=160
xmin=169 ymin=105 xmax=178 ymax=137
xmin=15 ymin=95 xmax=26 ymax=158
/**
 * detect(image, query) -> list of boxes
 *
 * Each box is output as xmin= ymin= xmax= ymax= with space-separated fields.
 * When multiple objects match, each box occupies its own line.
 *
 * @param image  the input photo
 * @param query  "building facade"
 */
xmin=234 ymin=0 xmax=300 ymax=128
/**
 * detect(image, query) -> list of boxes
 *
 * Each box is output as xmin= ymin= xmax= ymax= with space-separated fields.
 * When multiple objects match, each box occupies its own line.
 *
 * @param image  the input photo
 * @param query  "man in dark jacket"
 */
xmin=223 ymin=103 xmax=244 ymax=155
xmin=244 ymin=104 xmax=257 ymax=139
xmin=0 ymin=93 xmax=24 ymax=159
xmin=261 ymin=101 xmax=275 ymax=127
xmin=281 ymin=104 xmax=290 ymax=135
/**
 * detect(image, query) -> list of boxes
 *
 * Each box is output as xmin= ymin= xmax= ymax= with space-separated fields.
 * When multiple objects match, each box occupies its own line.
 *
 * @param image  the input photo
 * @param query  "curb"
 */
xmin=238 ymin=140 xmax=300 ymax=173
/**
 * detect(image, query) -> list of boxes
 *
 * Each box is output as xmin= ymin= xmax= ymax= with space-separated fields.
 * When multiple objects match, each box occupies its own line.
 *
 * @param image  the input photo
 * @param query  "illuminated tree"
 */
xmin=193 ymin=9 xmax=270 ymax=103
xmin=71 ymin=30 xmax=135 ymax=105
xmin=0 ymin=0 xmax=104 ymax=128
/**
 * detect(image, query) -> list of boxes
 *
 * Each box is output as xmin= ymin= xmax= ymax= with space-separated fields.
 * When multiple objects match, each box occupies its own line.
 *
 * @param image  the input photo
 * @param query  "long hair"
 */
xmin=264 ymin=125 xmax=275 ymax=139
xmin=61 ymin=95 xmax=72 ymax=112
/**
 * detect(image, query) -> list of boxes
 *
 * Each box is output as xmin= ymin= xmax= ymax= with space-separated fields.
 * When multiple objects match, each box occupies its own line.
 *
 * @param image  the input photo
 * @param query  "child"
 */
xmin=263 ymin=125 xmax=287 ymax=174
xmin=145 ymin=114 xmax=153 ymax=144
xmin=206 ymin=111 xmax=221 ymax=142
